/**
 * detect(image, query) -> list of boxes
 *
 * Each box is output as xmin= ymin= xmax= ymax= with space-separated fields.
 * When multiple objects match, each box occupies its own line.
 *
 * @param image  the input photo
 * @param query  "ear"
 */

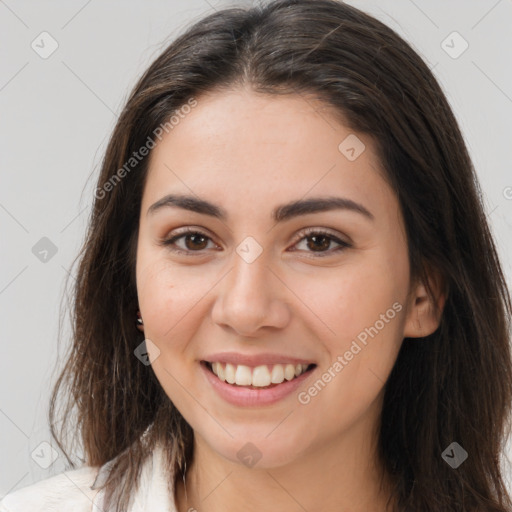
xmin=403 ymin=265 xmax=447 ymax=338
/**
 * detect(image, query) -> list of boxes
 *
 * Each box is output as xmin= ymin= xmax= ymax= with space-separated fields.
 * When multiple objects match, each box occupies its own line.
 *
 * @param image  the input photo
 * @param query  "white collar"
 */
xmin=92 ymin=441 xmax=178 ymax=512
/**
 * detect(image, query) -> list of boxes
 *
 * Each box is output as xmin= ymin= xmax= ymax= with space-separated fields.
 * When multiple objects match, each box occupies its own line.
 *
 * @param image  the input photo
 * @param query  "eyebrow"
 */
xmin=146 ymin=194 xmax=374 ymax=222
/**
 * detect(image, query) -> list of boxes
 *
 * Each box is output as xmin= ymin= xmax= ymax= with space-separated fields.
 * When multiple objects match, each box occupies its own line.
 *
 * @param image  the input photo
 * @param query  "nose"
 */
xmin=210 ymin=249 xmax=291 ymax=337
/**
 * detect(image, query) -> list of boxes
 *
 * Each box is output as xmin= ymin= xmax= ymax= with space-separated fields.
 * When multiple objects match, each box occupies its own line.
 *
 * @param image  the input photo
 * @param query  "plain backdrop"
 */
xmin=1 ymin=0 xmax=512 ymax=498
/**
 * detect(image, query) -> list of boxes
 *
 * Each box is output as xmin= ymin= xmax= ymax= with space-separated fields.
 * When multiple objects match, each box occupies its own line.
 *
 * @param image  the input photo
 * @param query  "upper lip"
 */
xmin=202 ymin=352 xmax=316 ymax=367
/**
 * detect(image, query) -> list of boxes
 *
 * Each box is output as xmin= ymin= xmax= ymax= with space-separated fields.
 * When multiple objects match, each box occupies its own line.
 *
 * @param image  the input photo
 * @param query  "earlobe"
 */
xmin=403 ymin=268 xmax=447 ymax=338
xmin=136 ymin=310 xmax=145 ymax=332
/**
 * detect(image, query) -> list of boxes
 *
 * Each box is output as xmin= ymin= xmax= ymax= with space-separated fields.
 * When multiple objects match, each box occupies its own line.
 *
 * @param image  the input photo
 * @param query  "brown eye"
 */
xmin=292 ymin=229 xmax=351 ymax=257
xmin=182 ymin=233 xmax=209 ymax=250
xmin=305 ymin=234 xmax=331 ymax=252
xmin=160 ymin=229 xmax=216 ymax=254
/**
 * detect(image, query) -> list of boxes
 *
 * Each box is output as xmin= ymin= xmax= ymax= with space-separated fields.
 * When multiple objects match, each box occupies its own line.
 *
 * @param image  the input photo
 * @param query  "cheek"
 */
xmin=295 ymin=248 xmax=409 ymax=404
xmin=136 ymin=249 xmax=195 ymax=333
xmin=298 ymin=256 xmax=408 ymax=344
xmin=293 ymin=263 xmax=407 ymax=437
xmin=136 ymin=256 xmax=204 ymax=405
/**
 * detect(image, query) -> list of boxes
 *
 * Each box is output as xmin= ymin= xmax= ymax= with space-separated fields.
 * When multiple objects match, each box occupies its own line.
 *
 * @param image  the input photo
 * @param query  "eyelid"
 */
xmin=159 ymin=226 xmax=351 ymax=256
xmin=292 ymin=226 xmax=350 ymax=245
xmin=158 ymin=226 xmax=220 ymax=254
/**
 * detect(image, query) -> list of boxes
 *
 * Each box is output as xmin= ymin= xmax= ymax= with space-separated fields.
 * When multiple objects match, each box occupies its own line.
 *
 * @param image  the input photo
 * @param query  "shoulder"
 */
xmin=0 ymin=464 xmax=101 ymax=512
xmin=0 ymin=437 xmax=177 ymax=512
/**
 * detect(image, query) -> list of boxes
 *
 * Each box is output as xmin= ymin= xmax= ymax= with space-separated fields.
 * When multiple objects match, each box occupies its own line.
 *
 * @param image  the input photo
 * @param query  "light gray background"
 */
xmin=1 ymin=0 xmax=512 ymax=498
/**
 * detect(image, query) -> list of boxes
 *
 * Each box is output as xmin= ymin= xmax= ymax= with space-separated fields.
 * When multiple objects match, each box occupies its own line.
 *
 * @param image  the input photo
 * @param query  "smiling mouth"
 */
xmin=202 ymin=361 xmax=316 ymax=389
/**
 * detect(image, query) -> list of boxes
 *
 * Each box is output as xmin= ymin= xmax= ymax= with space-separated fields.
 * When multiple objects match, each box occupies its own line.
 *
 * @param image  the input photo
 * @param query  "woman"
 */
xmin=2 ymin=0 xmax=511 ymax=511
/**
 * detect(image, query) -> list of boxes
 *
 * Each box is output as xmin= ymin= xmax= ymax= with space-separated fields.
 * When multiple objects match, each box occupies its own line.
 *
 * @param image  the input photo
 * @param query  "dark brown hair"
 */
xmin=49 ymin=1 xmax=512 ymax=510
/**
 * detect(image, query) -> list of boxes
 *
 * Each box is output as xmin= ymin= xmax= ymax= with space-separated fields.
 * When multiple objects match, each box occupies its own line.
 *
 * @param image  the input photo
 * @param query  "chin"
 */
xmin=201 ymin=427 xmax=310 ymax=470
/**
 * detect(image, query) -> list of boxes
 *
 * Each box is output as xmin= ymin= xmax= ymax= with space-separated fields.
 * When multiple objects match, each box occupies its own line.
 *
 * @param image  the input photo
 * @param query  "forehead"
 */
xmin=142 ymin=87 xmax=394 ymax=219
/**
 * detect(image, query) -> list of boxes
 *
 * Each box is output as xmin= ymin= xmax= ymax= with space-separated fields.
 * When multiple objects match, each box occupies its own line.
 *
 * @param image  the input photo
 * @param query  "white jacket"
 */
xmin=0 ymin=442 xmax=178 ymax=512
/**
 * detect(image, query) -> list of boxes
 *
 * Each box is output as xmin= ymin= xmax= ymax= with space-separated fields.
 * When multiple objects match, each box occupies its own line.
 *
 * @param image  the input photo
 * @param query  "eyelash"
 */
xmin=159 ymin=227 xmax=351 ymax=258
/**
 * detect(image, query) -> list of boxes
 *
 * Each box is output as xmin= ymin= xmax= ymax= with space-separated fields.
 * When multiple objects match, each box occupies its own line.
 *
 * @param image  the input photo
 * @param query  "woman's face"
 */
xmin=136 ymin=87 xmax=438 ymax=468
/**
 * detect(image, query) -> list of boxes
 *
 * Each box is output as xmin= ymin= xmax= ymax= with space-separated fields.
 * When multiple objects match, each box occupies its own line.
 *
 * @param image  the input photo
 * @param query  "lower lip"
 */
xmin=200 ymin=362 xmax=315 ymax=407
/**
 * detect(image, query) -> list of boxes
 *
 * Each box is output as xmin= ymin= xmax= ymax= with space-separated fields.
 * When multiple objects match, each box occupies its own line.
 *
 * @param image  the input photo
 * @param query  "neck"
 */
xmin=174 ymin=405 xmax=396 ymax=512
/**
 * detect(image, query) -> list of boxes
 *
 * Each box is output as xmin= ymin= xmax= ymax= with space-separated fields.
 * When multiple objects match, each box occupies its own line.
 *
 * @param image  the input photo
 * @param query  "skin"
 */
xmin=135 ymin=86 xmax=445 ymax=512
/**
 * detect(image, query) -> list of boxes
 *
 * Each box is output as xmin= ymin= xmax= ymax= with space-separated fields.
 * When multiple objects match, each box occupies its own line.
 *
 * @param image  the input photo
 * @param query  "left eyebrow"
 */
xmin=146 ymin=194 xmax=374 ymax=222
xmin=273 ymin=196 xmax=374 ymax=222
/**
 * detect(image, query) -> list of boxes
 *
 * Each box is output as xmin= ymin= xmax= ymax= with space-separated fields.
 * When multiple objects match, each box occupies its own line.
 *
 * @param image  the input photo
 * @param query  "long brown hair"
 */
xmin=49 ymin=1 xmax=512 ymax=510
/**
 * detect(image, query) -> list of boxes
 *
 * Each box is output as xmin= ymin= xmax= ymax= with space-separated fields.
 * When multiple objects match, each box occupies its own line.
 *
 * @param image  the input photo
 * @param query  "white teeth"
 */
xmin=284 ymin=364 xmax=296 ymax=381
xmin=209 ymin=361 xmax=311 ymax=386
xmin=217 ymin=363 xmax=225 ymax=381
xmin=235 ymin=365 xmax=253 ymax=386
xmin=252 ymin=365 xmax=272 ymax=387
xmin=270 ymin=364 xmax=284 ymax=384
xmin=225 ymin=363 xmax=236 ymax=384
